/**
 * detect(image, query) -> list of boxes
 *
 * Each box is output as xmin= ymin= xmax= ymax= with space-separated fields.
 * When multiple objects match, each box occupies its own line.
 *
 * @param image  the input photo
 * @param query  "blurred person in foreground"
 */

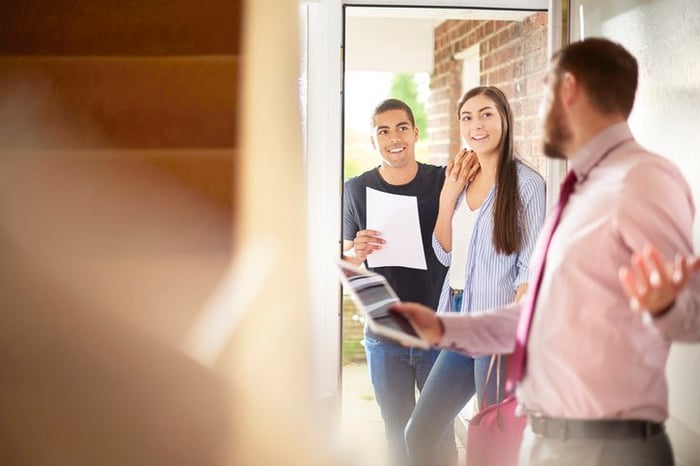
xmin=393 ymin=37 xmax=700 ymax=466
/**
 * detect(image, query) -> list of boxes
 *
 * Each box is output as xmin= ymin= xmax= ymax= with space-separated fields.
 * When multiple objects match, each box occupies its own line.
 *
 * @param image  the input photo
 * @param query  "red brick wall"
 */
xmin=428 ymin=12 xmax=548 ymax=176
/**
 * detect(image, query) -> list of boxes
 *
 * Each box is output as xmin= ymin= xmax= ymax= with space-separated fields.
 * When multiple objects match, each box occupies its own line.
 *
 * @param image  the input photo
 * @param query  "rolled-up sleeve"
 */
xmin=651 ymin=278 xmax=700 ymax=342
xmin=432 ymin=233 xmax=452 ymax=267
xmin=439 ymin=302 xmax=522 ymax=355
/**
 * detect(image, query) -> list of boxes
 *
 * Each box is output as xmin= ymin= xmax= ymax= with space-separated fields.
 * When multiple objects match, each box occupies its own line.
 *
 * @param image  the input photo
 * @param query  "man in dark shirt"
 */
xmin=342 ymin=98 xmax=448 ymax=466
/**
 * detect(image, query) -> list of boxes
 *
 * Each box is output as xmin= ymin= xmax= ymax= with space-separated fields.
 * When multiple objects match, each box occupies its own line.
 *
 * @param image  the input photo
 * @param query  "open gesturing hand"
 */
xmin=619 ymin=244 xmax=700 ymax=316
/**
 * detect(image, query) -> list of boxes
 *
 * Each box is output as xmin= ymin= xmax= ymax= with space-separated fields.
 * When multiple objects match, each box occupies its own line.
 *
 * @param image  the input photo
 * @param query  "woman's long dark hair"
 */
xmin=457 ymin=86 xmax=522 ymax=255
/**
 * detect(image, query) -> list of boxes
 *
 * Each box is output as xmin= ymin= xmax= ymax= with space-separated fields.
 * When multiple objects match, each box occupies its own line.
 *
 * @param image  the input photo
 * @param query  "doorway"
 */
xmin=340 ymin=4 xmax=549 ymax=464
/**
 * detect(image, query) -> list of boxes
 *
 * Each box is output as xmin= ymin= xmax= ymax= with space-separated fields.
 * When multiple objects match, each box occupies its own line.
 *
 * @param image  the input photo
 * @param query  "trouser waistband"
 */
xmin=529 ymin=416 xmax=664 ymax=440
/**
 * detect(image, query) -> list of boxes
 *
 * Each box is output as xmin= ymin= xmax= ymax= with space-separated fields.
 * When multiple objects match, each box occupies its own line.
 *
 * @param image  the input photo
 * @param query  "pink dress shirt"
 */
xmin=439 ymin=122 xmax=700 ymax=422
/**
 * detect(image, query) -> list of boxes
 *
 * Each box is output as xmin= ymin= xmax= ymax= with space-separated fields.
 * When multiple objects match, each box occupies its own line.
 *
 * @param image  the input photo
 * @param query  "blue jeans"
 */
xmin=363 ymin=334 xmax=443 ymax=466
xmin=404 ymin=292 xmax=505 ymax=466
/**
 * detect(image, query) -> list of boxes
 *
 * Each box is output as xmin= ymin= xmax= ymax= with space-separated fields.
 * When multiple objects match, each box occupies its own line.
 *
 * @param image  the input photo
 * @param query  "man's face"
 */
xmin=371 ymin=109 xmax=418 ymax=169
xmin=540 ymin=68 xmax=572 ymax=160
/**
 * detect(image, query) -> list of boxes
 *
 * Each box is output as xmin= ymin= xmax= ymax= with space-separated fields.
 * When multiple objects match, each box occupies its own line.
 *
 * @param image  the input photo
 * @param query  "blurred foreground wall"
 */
xmin=0 ymin=1 xmax=338 ymax=465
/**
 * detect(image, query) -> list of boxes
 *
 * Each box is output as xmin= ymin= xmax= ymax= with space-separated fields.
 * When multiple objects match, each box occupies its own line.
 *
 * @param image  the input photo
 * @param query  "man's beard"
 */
xmin=543 ymin=101 xmax=571 ymax=160
xmin=543 ymin=141 xmax=566 ymax=160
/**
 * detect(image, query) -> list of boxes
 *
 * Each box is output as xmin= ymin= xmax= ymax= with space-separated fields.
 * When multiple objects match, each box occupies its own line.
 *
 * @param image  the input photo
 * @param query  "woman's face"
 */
xmin=459 ymin=93 xmax=503 ymax=157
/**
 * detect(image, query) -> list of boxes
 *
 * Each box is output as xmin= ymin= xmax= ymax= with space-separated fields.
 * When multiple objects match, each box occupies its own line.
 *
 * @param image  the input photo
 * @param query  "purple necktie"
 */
xmin=506 ymin=169 xmax=578 ymax=392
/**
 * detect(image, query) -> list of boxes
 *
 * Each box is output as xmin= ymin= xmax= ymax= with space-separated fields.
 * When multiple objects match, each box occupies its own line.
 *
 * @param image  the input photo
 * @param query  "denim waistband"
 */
xmin=450 ymin=288 xmax=463 ymax=297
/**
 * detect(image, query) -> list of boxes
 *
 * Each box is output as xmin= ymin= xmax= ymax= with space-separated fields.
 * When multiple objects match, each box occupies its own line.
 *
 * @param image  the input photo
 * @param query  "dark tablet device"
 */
xmin=336 ymin=259 xmax=430 ymax=349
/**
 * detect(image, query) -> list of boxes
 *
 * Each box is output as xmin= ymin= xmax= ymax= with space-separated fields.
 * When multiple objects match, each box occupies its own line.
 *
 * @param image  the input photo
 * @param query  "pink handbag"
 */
xmin=466 ymin=355 xmax=527 ymax=466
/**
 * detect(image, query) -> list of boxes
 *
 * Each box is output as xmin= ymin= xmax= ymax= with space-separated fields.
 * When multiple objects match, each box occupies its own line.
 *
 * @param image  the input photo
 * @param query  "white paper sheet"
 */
xmin=365 ymin=187 xmax=427 ymax=270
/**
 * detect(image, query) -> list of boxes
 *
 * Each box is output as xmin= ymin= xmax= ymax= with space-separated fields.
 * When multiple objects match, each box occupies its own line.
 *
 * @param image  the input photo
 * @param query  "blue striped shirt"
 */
xmin=433 ymin=162 xmax=546 ymax=314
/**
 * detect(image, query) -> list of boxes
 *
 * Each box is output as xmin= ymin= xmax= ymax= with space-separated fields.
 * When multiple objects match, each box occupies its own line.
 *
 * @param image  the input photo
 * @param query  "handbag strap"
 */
xmin=467 ymin=354 xmax=503 ymax=430
xmin=479 ymin=354 xmax=502 ymax=411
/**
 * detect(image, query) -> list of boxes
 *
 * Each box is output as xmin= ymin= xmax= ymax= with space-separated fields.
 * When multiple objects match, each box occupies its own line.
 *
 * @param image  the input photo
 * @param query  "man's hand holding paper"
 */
xmin=351 ymin=229 xmax=384 ymax=263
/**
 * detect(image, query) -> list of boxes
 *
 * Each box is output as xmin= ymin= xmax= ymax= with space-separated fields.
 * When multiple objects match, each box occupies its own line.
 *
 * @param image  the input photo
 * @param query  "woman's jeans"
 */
xmin=404 ymin=291 xmax=504 ymax=466
xmin=363 ymin=334 xmax=443 ymax=466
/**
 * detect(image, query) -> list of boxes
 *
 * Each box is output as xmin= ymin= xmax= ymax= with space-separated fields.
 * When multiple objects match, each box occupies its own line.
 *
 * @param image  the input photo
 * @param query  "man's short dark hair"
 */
xmin=552 ymin=37 xmax=638 ymax=117
xmin=371 ymin=98 xmax=416 ymax=129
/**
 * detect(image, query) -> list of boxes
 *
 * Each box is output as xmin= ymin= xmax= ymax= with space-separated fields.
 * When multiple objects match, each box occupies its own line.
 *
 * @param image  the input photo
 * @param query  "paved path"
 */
xmin=340 ymin=362 xmax=390 ymax=466
xmin=340 ymin=361 xmax=466 ymax=466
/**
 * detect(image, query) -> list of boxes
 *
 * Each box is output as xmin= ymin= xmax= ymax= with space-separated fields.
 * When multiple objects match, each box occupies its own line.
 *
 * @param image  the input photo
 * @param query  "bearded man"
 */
xmin=392 ymin=37 xmax=700 ymax=466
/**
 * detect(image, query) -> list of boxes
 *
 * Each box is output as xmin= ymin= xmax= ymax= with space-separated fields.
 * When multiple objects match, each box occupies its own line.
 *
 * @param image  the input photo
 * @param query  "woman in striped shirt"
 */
xmin=405 ymin=86 xmax=546 ymax=466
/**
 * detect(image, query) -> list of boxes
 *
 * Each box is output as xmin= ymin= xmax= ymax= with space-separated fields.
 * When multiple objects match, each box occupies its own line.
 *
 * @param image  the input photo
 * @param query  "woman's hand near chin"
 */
xmin=442 ymin=148 xmax=479 ymax=201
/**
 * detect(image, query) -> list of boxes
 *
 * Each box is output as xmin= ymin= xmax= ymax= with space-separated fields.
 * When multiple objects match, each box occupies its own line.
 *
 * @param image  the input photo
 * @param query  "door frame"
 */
xmin=303 ymin=0 xmax=568 ymax=415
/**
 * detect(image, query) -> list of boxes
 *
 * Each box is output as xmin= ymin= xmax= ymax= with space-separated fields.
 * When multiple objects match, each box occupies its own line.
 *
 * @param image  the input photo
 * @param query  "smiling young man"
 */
xmin=341 ymin=98 xmax=449 ymax=466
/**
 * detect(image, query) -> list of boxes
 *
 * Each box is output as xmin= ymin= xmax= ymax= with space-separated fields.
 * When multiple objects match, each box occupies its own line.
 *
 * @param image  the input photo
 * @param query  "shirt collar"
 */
xmin=569 ymin=121 xmax=633 ymax=182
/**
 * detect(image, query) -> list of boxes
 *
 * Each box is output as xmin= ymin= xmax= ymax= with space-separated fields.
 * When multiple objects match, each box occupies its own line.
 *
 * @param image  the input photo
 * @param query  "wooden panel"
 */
xmin=0 ymin=1 xmax=242 ymax=464
xmin=0 ymin=147 xmax=234 ymax=351
xmin=0 ymin=0 xmax=242 ymax=56
xmin=0 ymin=239 xmax=232 ymax=466
xmin=0 ymin=150 xmax=234 ymax=251
xmin=1 ymin=148 xmax=234 ymax=210
xmin=0 ymin=57 xmax=238 ymax=149
xmin=145 ymin=150 xmax=234 ymax=207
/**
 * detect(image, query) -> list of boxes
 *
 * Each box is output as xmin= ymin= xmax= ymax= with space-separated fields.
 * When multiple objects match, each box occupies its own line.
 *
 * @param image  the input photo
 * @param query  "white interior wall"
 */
xmin=570 ymin=1 xmax=700 ymax=464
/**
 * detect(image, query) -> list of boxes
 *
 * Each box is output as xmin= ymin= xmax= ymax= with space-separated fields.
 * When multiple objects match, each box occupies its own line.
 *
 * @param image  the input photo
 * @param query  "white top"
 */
xmin=448 ymin=196 xmax=480 ymax=290
xmin=433 ymin=163 xmax=546 ymax=315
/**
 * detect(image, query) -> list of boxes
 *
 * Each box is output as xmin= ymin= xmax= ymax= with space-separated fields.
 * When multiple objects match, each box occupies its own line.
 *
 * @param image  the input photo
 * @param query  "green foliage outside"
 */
xmin=343 ymin=140 xmax=429 ymax=181
xmin=342 ymin=339 xmax=365 ymax=365
xmin=389 ymin=73 xmax=428 ymax=140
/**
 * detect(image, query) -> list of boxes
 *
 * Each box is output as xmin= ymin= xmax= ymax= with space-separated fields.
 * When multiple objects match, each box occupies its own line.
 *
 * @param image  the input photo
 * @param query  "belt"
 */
xmin=529 ymin=416 xmax=664 ymax=440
